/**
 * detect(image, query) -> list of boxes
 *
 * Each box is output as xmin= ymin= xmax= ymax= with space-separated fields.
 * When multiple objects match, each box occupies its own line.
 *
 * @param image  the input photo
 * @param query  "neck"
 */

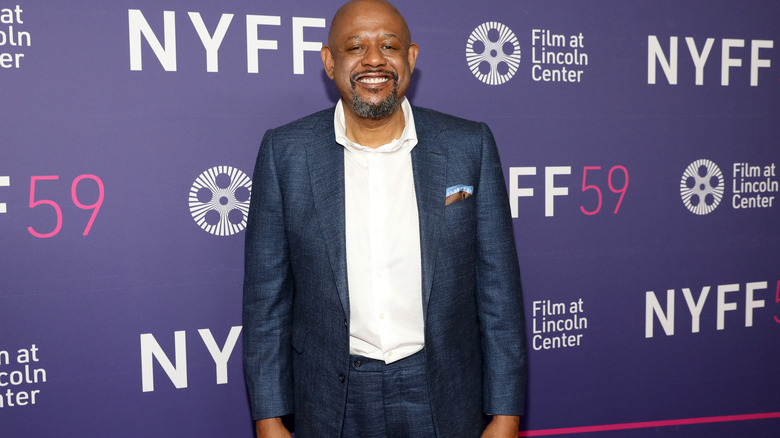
xmin=343 ymin=103 xmax=405 ymax=148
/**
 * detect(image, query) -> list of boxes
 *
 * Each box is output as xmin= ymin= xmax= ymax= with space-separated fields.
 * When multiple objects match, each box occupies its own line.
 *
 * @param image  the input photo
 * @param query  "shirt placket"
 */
xmin=368 ymin=150 xmax=393 ymax=360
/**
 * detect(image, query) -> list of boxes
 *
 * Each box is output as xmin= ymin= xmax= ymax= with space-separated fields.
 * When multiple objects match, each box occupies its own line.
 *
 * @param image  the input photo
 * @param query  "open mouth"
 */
xmin=358 ymin=76 xmax=389 ymax=84
xmin=351 ymin=70 xmax=398 ymax=87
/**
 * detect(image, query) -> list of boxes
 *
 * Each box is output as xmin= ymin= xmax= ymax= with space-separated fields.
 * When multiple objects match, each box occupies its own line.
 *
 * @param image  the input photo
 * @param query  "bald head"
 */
xmin=328 ymin=0 xmax=412 ymax=48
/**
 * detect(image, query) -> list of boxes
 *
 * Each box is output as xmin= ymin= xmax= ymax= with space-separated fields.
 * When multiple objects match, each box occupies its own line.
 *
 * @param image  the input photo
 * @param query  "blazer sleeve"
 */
xmin=242 ymin=129 xmax=295 ymax=420
xmin=474 ymin=122 xmax=528 ymax=415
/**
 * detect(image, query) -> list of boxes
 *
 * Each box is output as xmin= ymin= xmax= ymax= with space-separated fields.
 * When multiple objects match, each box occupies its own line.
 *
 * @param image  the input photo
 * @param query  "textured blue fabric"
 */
xmin=342 ymin=351 xmax=436 ymax=438
xmin=243 ymin=106 xmax=527 ymax=438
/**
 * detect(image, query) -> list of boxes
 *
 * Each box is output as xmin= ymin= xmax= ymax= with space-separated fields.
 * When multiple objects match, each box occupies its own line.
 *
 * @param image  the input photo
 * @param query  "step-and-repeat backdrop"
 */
xmin=1 ymin=0 xmax=778 ymax=436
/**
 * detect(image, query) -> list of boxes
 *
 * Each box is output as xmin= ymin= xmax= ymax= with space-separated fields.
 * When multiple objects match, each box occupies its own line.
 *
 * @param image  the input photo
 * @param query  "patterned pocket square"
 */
xmin=445 ymin=184 xmax=473 ymax=206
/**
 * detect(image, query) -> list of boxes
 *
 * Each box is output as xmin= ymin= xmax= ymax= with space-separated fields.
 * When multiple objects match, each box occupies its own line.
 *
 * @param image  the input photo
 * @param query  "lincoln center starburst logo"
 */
xmin=680 ymin=159 xmax=724 ymax=215
xmin=189 ymin=166 xmax=252 ymax=236
xmin=466 ymin=22 xmax=521 ymax=85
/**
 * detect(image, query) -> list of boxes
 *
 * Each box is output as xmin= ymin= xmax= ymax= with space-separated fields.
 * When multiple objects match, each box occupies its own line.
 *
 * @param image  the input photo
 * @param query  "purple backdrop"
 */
xmin=1 ymin=0 xmax=778 ymax=436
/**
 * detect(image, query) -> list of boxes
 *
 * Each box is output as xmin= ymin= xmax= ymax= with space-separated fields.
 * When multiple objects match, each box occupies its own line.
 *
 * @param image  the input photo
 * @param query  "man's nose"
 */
xmin=361 ymin=45 xmax=387 ymax=67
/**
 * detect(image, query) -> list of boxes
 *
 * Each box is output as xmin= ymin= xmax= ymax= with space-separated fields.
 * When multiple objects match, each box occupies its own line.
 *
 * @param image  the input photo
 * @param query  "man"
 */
xmin=242 ymin=1 xmax=526 ymax=436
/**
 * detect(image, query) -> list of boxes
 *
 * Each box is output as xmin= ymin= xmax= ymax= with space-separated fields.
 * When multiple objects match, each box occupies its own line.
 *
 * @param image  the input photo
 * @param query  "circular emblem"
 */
xmin=189 ymin=166 xmax=252 ymax=236
xmin=466 ymin=22 xmax=521 ymax=85
xmin=680 ymin=159 xmax=724 ymax=215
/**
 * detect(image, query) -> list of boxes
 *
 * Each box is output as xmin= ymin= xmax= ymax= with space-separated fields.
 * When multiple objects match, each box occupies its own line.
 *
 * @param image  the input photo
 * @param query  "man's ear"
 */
xmin=407 ymin=43 xmax=419 ymax=74
xmin=321 ymin=46 xmax=335 ymax=79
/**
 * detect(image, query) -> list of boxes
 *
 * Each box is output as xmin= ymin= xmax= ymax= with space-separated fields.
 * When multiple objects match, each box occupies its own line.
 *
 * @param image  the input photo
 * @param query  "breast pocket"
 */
xmin=444 ymin=193 xmax=475 ymax=216
xmin=442 ymin=194 xmax=477 ymax=243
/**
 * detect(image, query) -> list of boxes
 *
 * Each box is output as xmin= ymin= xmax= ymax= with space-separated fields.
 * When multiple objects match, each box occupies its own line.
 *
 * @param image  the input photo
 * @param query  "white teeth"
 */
xmin=359 ymin=77 xmax=389 ymax=84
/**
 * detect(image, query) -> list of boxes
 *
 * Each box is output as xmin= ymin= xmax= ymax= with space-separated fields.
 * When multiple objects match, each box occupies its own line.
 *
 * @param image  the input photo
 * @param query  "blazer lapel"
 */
xmin=412 ymin=112 xmax=446 ymax=319
xmin=304 ymin=107 xmax=446 ymax=321
xmin=306 ymin=110 xmax=350 ymax=319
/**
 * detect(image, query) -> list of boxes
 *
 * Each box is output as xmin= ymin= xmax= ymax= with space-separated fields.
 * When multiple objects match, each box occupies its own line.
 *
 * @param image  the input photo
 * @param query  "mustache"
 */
xmin=350 ymin=69 xmax=399 ymax=83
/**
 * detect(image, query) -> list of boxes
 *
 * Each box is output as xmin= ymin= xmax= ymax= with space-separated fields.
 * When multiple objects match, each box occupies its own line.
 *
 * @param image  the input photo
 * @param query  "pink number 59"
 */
xmin=28 ymin=174 xmax=104 ymax=238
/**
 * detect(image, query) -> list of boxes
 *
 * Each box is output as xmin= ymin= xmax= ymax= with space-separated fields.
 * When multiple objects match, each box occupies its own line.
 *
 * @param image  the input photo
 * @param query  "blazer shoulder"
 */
xmin=262 ymin=108 xmax=335 ymax=152
xmin=412 ymin=106 xmax=492 ymax=154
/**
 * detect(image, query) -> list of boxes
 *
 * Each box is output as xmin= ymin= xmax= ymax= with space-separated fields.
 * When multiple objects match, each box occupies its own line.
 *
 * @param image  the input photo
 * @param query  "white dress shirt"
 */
xmin=334 ymin=98 xmax=425 ymax=363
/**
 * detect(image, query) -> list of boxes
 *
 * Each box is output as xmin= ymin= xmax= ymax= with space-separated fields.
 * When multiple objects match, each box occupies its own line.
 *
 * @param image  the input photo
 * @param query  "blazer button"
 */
xmin=344 ymin=319 xmax=348 ymax=328
xmin=338 ymin=374 xmax=345 ymax=383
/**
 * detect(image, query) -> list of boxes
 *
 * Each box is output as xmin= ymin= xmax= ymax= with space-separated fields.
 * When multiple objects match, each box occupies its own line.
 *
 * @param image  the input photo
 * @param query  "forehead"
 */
xmin=330 ymin=2 xmax=408 ymax=43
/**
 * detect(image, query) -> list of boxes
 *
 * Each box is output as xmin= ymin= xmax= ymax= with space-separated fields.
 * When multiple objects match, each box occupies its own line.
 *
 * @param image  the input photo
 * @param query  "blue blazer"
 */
xmin=243 ymin=106 xmax=526 ymax=438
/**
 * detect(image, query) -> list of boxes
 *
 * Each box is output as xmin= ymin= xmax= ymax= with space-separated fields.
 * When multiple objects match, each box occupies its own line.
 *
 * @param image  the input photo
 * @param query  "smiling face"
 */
xmin=322 ymin=0 xmax=418 ymax=120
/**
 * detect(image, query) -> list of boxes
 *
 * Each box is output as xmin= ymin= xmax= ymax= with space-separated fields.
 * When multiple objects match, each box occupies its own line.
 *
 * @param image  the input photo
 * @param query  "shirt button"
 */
xmin=386 ymin=351 xmax=393 ymax=357
xmin=339 ymin=374 xmax=345 ymax=383
xmin=379 ymin=313 xmax=385 ymax=320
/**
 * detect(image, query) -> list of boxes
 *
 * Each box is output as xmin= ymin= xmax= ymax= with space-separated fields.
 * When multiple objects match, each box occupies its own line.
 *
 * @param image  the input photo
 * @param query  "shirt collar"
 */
xmin=334 ymin=97 xmax=418 ymax=153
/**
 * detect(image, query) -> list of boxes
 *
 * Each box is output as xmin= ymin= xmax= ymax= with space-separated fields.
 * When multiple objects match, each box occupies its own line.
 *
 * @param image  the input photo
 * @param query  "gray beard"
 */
xmin=352 ymin=81 xmax=399 ymax=120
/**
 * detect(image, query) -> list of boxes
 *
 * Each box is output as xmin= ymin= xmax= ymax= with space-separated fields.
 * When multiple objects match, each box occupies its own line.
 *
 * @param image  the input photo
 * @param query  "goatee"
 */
xmin=351 ymin=71 xmax=399 ymax=120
